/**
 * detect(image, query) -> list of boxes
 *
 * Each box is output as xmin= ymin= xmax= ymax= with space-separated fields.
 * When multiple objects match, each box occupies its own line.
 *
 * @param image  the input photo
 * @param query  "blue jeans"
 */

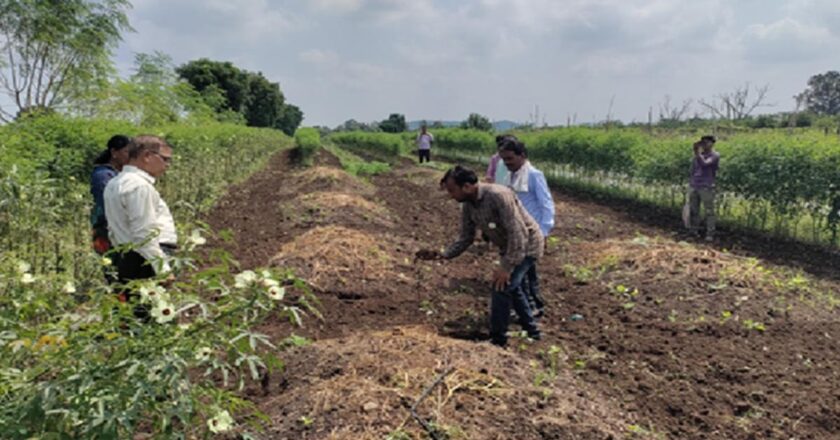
xmin=490 ymin=257 xmax=540 ymax=346
xmin=523 ymin=264 xmax=545 ymax=312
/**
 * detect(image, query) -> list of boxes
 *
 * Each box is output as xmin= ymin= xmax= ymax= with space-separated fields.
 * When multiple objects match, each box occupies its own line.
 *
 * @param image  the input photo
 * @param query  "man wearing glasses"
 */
xmin=104 ymin=135 xmax=177 ymax=316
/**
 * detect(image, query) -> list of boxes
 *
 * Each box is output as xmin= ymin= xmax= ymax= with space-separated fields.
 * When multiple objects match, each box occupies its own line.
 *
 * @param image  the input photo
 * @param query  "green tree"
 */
xmin=379 ymin=113 xmax=407 ymax=133
xmin=244 ymin=71 xmax=284 ymax=127
xmin=275 ymin=103 xmax=304 ymax=136
xmin=176 ymin=59 xmax=249 ymax=113
xmin=801 ymin=71 xmax=840 ymax=115
xmin=461 ymin=113 xmax=493 ymax=131
xmin=0 ymin=0 xmax=131 ymax=121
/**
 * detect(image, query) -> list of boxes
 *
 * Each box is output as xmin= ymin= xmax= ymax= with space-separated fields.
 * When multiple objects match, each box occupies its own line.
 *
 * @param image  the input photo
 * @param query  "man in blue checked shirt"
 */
xmin=498 ymin=137 xmax=555 ymax=318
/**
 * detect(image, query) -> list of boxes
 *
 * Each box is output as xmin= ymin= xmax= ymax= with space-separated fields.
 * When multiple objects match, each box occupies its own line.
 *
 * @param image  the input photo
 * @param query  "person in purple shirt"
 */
xmin=90 ymin=135 xmax=131 ymax=255
xmin=688 ymin=135 xmax=720 ymax=241
xmin=499 ymin=138 xmax=555 ymax=318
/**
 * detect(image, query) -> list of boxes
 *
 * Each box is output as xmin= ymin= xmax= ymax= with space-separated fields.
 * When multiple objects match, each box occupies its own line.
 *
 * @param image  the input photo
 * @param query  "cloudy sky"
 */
xmin=114 ymin=0 xmax=840 ymax=127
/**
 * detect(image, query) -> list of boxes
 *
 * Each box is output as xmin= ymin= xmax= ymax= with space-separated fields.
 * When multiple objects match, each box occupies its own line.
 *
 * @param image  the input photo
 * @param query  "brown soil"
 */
xmin=207 ymin=151 xmax=840 ymax=439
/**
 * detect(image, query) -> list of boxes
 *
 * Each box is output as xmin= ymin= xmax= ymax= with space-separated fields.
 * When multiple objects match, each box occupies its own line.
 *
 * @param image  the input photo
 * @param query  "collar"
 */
xmin=122 ymin=165 xmax=155 ymax=184
xmin=475 ymin=183 xmax=488 ymax=202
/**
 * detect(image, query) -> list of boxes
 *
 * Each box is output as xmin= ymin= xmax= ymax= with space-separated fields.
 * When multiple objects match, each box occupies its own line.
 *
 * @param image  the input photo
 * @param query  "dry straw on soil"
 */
xmin=280 ymin=166 xmax=373 ymax=196
xmin=261 ymin=326 xmax=626 ymax=439
xmin=578 ymin=236 xmax=834 ymax=303
xmin=280 ymin=191 xmax=394 ymax=228
xmin=269 ymin=226 xmax=395 ymax=290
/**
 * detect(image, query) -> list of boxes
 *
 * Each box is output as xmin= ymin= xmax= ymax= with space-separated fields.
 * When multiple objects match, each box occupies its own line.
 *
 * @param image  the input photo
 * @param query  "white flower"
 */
xmin=234 ymin=270 xmax=257 ymax=288
xmin=188 ymin=229 xmax=207 ymax=246
xmin=62 ymin=281 xmax=76 ymax=294
xmin=488 ymin=222 xmax=497 ymax=229
xmin=20 ymin=273 xmax=35 ymax=284
xmin=267 ymin=285 xmax=285 ymax=301
xmin=151 ymin=301 xmax=176 ymax=324
xmin=139 ymin=284 xmax=168 ymax=304
xmin=16 ymin=261 xmax=31 ymax=274
xmin=207 ymin=410 xmax=234 ymax=433
xmin=262 ymin=277 xmax=279 ymax=288
xmin=101 ymin=257 xmax=112 ymax=267
xmin=195 ymin=347 xmax=213 ymax=362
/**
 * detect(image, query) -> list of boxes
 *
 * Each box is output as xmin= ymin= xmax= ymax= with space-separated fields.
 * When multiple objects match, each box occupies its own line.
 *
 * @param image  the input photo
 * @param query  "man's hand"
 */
xmin=415 ymin=249 xmax=443 ymax=261
xmin=492 ymin=268 xmax=510 ymax=291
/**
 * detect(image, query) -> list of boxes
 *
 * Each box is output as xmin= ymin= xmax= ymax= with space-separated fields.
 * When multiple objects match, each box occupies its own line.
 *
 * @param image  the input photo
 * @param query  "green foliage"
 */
xmin=244 ymin=72 xmax=284 ymax=128
xmin=0 ymin=0 xmax=132 ymax=120
xmin=176 ymin=59 xmax=250 ymax=114
xmin=428 ymin=127 xmax=840 ymax=246
xmin=176 ymin=59 xmax=302 ymax=132
xmin=802 ymin=70 xmax=840 ymax=115
xmin=275 ymin=104 xmax=304 ymax=136
xmin=324 ymin=144 xmax=390 ymax=177
xmin=379 ymin=113 xmax=407 ymax=133
xmin=461 ymin=113 xmax=493 ymax=131
xmin=329 ymin=131 xmax=407 ymax=158
xmin=0 ymin=114 xmax=298 ymax=437
xmin=294 ymin=127 xmax=321 ymax=166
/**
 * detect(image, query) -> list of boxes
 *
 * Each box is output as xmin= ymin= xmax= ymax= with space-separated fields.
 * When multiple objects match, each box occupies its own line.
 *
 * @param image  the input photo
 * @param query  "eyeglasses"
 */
xmin=152 ymin=151 xmax=172 ymax=164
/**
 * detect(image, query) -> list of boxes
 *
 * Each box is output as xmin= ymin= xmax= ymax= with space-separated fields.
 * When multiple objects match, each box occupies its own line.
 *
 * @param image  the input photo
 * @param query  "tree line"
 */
xmin=0 ymin=0 xmax=302 ymax=135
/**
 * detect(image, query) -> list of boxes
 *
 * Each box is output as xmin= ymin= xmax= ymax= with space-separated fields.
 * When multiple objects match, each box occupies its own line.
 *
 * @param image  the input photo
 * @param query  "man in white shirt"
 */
xmin=104 ymin=135 xmax=176 ymax=296
xmin=416 ymin=125 xmax=434 ymax=163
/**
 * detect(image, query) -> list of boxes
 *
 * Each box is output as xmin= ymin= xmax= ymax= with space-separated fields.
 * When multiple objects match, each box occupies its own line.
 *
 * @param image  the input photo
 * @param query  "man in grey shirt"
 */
xmin=416 ymin=165 xmax=542 ymax=347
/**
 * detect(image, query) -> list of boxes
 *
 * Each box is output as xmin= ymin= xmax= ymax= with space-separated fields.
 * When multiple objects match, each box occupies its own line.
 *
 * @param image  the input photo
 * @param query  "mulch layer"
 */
xmin=206 ymin=149 xmax=840 ymax=439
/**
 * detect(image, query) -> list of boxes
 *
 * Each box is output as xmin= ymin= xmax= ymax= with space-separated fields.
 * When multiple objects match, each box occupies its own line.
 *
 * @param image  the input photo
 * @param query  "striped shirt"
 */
xmin=443 ymin=183 xmax=544 ymax=271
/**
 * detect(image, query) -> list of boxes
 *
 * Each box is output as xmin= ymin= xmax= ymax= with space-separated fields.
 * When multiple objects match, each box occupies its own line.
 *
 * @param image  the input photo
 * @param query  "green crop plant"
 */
xmin=293 ymin=127 xmax=321 ymax=166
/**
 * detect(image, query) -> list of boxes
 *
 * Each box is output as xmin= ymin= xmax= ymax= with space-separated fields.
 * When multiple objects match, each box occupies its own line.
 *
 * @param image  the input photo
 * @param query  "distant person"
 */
xmin=416 ymin=125 xmax=434 ymax=163
xmin=416 ymin=165 xmax=542 ymax=347
xmin=104 ymin=135 xmax=177 ymax=315
xmin=485 ymin=134 xmax=515 ymax=184
xmin=687 ymin=135 xmax=720 ymax=241
xmin=90 ymin=135 xmax=131 ymax=255
xmin=498 ymin=138 xmax=555 ymax=317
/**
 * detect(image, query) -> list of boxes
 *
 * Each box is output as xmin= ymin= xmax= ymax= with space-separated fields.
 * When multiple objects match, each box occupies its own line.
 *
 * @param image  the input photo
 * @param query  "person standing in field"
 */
xmin=90 ymin=135 xmax=131 ymax=256
xmin=687 ymin=135 xmax=720 ymax=241
xmin=416 ymin=125 xmax=434 ymax=163
xmin=104 ymin=135 xmax=177 ymax=316
xmin=485 ymin=134 xmax=515 ymax=184
xmin=416 ymin=165 xmax=542 ymax=347
xmin=498 ymin=138 xmax=555 ymax=318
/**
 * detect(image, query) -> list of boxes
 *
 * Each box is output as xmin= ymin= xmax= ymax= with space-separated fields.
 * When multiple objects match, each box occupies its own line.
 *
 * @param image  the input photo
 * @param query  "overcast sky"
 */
xmin=114 ymin=0 xmax=840 ymax=127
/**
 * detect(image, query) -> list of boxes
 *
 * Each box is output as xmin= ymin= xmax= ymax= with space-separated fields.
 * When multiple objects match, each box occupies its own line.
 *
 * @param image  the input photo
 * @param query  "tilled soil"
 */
xmin=207 ymin=150 xmax=840 ymax=439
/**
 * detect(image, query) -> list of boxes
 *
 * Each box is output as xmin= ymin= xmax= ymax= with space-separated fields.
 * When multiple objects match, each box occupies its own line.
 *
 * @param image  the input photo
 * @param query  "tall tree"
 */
xmin=461 ymin=113 xmax=492 ymax=131
xmin=800 ymin=71 xmax=840 ymax=115
xmin=379 ymin=113 xmax=406 ymax=133
xmin=176 ymin=59 xmax=249 ymax=113
xmin=244 ymin=71 xmax=284 ymax=127
xmin=275 ymin=103 xmax=303 ymax=136
xmin=0 ymin=0 xmax=131 ymax=121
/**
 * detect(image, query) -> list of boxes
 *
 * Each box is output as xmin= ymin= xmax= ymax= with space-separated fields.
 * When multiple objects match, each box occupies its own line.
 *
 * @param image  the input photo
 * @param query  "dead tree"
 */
xmin=699 ymin=83 xmax=773 ymax=121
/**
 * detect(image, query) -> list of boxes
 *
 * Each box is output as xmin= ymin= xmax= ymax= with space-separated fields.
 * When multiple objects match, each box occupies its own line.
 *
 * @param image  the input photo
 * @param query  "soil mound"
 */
xmin=280 ymin=192 xmax=394 ymax=229
xmin=269 ymin=226 xmax=397 ymax=290
xmin=282 ymin=167 xmax=372 ymax=196
xmin=261 ymin=326 xmax=626 ymax=439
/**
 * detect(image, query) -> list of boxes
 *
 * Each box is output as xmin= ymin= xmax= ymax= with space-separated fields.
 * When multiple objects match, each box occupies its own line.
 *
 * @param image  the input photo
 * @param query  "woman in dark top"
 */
xmin=90 ymin=135 xmax=131 ymax=254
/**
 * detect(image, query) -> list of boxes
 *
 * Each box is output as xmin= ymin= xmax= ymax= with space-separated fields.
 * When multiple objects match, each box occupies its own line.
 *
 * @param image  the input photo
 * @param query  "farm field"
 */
xmin=205 ymin=147 xmax=840 ymax=439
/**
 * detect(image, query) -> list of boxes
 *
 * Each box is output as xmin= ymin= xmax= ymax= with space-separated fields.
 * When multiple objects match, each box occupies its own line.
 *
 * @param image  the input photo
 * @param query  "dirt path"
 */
xmin=207 ymin=150 xmax=840 ymax=439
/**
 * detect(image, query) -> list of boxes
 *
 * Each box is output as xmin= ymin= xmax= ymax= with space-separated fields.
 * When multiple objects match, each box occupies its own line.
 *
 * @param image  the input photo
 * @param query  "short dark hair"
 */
xmin=495 ymin=134 xmax=516 ymax=146
xmin=440 ymin=165 xmax=478 ymax=187
xmin=128 ymin=135 xmax=171 ymax=159
xmin=94 ymin=134 xmax=131 ymax=165
xmin=499 ymin=138 xmax=527 ymax=156
xmin=700 ymin=135 xmax=716 ymax=144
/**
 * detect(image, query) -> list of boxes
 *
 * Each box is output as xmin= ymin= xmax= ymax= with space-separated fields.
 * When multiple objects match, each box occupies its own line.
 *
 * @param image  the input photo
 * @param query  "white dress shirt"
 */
xmin=103 ymin=165 xmax=177 ymax=274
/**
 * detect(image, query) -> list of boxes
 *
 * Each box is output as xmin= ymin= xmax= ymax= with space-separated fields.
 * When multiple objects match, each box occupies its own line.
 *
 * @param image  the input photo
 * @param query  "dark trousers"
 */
xmin=418 ymin=149 xmax=431 ymax=163
xmin=490 ymin=257 xmax=540 ymax=346
xmin=114 ymin=250 xmax=156 ymax=322
xmin=523 ymin=264 xmax=546 ymax=313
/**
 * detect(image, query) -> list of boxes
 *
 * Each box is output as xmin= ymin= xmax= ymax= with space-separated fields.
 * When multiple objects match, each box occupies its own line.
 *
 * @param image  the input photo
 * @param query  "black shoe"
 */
xmin=528 ymin=331 xmax=541 ymax=341
xmin=533 ymin=308 xmax=545 ymax=319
